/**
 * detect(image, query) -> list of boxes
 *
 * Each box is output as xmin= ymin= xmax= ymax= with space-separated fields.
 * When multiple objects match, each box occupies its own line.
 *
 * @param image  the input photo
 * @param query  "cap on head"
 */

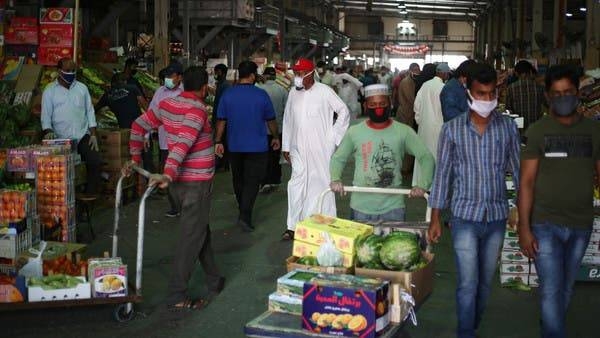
xmin=364 ymin=84 xmax=389 ymax=98
xmin=292 ymin=58 xmax=315 ymax=72
xmin=436 ymin=63 xmax=451 ymax=73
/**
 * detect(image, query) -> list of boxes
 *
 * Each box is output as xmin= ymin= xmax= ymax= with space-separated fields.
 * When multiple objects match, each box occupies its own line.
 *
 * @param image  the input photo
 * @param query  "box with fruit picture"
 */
xmin=6 ymin=147 xmax=35 ymax=172
xmin=4 ymin=17 xmax=38 ymax=45
xmin=88 ymin=257 xmax=127 ymax=298
xmin=302 ymin=273 xmax=390 ymax=338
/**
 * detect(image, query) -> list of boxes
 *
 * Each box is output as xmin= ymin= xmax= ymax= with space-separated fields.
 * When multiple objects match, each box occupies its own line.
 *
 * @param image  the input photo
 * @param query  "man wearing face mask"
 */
xmin=41 ymin=58 xmax=101 ymax=195
xmin=518 ymin=65 xmax=600 ymax=338
xmin=440 ymin=59 xmax=477 ymax=122
xmin=428 ymin=63 xmax=520 ymax=338
xmin=329 ymin=84 xmax=434 ymax=228
xmin=215 ymin=61 xmax=280 ymax=232
xmin=412 ymin=62 xmax=451 ymax=188
xmin=123 ymin=58 xmax=146 ymax=99
xmin=281 ymin=58 xmax=350 ymax=241
xmin=148 ymin=62 xmax=184 ymax=217
xmin=125 ymin=66 xmax=223 ymax=310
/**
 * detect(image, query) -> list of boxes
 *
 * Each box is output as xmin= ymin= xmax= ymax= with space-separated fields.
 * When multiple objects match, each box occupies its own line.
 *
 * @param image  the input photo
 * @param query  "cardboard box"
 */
xmin=6 ymin=147 xmax=34 ymax=172
xmin=294 ymin=215 xmax=373 ymax=256
xmin=14 ymin=64 xmax=42 ymax=92
xmin=1 ymin=56 xmax=24 ymax=81
xmin=499 ymin=273 xmax=529 ymax=285
xmin=285 ymin=256 xmax=353 ymax=275
xmin=576 ymin=264 xmax=600 ymax=281
xmin=37 ymin=46 xmax=80 ymax=66
xmin=354 ymin=252 xmax=434 ymax=307
xmin=292 ymin=241 xmax=354 ymax=268
xmin=585 ymin=241 xmax=600 ymax=254
xmin=0 ymin=275 xmax=27 ymax=303
xmin=505 ymin=230 xmax=518 ymax=239
xmin=582 ymin=254 xmax=600 ymax=265
xmin=590 ymin=232 xmax=600 ymax=242
xmin=501 ymin=251 xmax=528 ymax=263
xmin=302 ymin=273 xmax=390 ymax=338
xmin=99 ymin=144 xmax=129 ymax=160
xmin=40 ymin=8 xmax=74 ymax=24
xmin=5 ymin=17 xmax=38 ymax=45
xmin=97 ymin=129 xmax=130 ymax=146
xmin=500 ymin=262 xmax=530 ymax=274
xmin=268 ymin=292 xmax=302 ymax=315
xmin=91 ymin=264 xmax=127 ymax=298
xmin=28 ymin=277 xmax=91 ymax=302
xmin=502 ymin=237 xmax=521 ymax=251
xmin=277 ymin=270 xmax=320 ymax=297
xmin=39 ymin=24 xmax=75 ymax=47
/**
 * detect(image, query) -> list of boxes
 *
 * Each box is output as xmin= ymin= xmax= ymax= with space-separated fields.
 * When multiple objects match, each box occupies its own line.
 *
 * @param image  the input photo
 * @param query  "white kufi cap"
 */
xmin=363 ymin=84 xmax=389 ymax=98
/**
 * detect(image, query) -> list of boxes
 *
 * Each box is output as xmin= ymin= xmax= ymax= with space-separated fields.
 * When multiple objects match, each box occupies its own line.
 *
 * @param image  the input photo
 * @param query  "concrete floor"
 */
xmin=1 ymin=164 xmax=598 ymax=338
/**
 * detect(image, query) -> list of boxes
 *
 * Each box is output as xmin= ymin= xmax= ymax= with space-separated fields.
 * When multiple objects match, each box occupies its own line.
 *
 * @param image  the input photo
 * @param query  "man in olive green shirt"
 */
xmin=518 ymin=65 xmax=600 ymax=338
xmin=330 ymin=84 xmax=435 ymax=223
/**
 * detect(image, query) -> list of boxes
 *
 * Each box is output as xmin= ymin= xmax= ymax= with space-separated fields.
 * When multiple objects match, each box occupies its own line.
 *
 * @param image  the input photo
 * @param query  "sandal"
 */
xmin=168 ymin=298 xmax=208 ymax=312
xmin=281 ymin=230 xmax=294 ymax=241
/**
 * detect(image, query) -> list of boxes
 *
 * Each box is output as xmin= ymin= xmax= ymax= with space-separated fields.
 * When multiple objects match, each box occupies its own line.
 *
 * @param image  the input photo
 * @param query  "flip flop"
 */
xmin=281 ymin=230 xmax=294 ymax=241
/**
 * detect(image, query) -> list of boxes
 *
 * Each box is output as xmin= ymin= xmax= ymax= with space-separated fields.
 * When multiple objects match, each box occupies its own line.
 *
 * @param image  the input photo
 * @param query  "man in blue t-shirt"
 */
xmin=215 ymin=61 xmax=281 ymax=232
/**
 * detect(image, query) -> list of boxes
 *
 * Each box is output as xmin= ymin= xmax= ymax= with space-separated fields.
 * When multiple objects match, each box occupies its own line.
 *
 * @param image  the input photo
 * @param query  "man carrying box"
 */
xmin=329 ymin=84 xmax=434 ymax=227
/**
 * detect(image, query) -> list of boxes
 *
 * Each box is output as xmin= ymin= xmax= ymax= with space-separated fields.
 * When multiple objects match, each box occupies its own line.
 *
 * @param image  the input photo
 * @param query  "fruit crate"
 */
xmin=0 ymin=189 xmax=36 ymax=224
xmin=0 ymin=227 xmax=32 ymax=260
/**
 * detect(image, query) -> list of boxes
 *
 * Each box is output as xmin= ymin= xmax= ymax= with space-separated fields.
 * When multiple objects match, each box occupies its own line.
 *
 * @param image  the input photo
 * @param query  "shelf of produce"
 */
xmin=244 ymin=311 xmax=404 ymax=338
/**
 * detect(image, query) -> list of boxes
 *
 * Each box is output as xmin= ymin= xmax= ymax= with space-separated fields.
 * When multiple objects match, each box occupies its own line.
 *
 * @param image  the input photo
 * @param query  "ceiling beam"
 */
xmin=340 ymin=7 xmax=478 ymax=17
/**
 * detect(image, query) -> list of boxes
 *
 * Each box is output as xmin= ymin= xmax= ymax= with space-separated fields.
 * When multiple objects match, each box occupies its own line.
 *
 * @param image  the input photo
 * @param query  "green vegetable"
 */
xmin=28 ymin=274 xmax=83 ymax=290
xmin=356 ymin=234 xmax=385 ymax=267
xmin=296 ymin=256 xmax=319 ymax=266
xmin=11 ymin=104 xmax=31 ymax=127
xmin=502 ymin=279 xmax=532 ymax=291
xmin=379 ymin=231 xmax=421 ymax=271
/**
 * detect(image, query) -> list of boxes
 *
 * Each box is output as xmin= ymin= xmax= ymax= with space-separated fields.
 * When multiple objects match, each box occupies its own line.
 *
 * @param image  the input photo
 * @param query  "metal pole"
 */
xmin=183 ymin=0 xmax=190 ymax=66
xmin=73 ymin=0 xmax=80 ymax=62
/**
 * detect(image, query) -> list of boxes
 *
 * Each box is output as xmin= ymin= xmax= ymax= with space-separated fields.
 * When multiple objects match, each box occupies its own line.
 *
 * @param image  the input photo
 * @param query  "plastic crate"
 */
xmin=0 ymin=227 xmax=32 ymax=259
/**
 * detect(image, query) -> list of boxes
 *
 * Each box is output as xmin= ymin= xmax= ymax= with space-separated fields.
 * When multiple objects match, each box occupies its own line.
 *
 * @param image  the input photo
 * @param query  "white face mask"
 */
xmin=467 ymin=90 xmax=497 ymax=118
xmin=294 ymin=70 xmax=313 ymax=90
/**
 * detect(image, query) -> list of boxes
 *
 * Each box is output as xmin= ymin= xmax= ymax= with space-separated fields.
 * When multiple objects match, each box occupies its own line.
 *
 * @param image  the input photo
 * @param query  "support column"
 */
xmin=486 ymin=11 xmax=494 ymax=60
xmin=516 ymin=0 xmax=526 ymax=58
xmin=154 ymin=0 xmax=170 ymax=75
xmin=182 ymin=0 xmax=190 ymax=66
xmin=585 ymin=0 xmax=599 ymax=68
xmin=496 ymin=2 xmax=504 ymax=68
xmin=532 ymin=0 xmax=543 ymax=52
xmin=553 ymin=0 xmax=566 ymax=49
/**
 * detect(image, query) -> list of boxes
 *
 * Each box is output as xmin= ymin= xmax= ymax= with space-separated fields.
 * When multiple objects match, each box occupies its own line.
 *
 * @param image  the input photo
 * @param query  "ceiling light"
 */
xmin=565 ymin=12 xmax=573 ymax=17
xmin=399 ymin=4 xmax=406 ymax=9
xmin=580 ymin=7 xmax=587 ymax=12
xmin=400 ymin=10 xmax=408 ymax=14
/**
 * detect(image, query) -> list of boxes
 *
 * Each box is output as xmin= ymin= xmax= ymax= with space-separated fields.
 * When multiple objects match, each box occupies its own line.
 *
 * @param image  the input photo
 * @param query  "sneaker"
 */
xmin=165 ymin=210 xmax=181 ymax=218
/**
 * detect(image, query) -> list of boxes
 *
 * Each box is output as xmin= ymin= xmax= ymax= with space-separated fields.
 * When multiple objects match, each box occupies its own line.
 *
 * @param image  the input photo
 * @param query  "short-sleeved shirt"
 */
xmin=96 ymin=84 xmax=142 ymax=129
xmin=216 ymin=84 xmax=276 ymax=152
xmin=522 ymin=116 xmax=600 ymax=229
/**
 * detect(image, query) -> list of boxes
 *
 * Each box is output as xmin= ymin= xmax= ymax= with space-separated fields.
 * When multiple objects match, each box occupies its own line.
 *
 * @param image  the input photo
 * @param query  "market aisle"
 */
xmin=1 ymin=164 xmax=598 ymax=338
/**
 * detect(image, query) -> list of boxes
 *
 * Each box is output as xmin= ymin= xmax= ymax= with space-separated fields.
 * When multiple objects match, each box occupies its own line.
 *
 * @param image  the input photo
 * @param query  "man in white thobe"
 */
xmin=281 ymin=58 xmax=350 ymax=240
xmin=334 ymin=71 xmax=363 ymax=120
xmin=412 ymin=63 xmax=450 ymax=187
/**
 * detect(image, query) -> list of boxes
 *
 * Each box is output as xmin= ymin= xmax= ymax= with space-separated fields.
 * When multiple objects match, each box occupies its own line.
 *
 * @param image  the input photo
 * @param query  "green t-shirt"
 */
xmin=521 ymin=116 xmax=600 ymax=229
xmin=330 ymin=120 xmax=435 ymax=215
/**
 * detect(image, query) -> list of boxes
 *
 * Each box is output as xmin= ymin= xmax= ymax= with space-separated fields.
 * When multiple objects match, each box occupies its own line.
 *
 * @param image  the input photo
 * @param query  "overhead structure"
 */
xmin=332 ymin=0 xmax=492 ymax=20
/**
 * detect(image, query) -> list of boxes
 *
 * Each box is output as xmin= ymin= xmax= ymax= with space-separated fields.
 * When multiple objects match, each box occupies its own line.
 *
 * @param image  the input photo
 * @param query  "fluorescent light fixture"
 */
xmin=580 ymin=7 xmax=587 ymax=12
xmin=398 ymin=4 xmax=406 ymax=9
xmin=565 ymin=12 xmax=573 ymax=17
xmin=400 ymin=10 xmax=408 ymax=14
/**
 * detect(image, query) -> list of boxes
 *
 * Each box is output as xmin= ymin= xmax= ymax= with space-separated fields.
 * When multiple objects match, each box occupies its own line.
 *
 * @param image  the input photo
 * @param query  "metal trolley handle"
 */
xmin=317 ymin=186 xmax=431 ymax=222
xmin=111 ymin=164 xmax=155 ymax=298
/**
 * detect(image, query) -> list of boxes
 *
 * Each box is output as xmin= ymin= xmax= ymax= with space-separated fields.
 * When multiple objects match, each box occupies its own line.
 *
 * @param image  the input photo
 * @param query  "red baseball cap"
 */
xmin=292 ymin=58 xmax=314 ymax=72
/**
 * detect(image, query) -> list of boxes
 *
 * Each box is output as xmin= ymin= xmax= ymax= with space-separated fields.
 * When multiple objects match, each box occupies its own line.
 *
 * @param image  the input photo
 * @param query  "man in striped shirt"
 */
xmin=428 ymin=63 xmax=520 ymax=338
xmin=126 ymin=66 xmax=224 ymax=310
xmin=505 ymin=60 xmax=546 ymax=130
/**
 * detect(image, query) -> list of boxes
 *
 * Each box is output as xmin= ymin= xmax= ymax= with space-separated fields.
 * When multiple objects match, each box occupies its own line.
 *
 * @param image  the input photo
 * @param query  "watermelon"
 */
xmin=379 ymin=231 xmax=421 ymax=271
xmin=297 ymin=256 xmax=319 ymax=266
xmin=356 ymin=234 xmax=384 ymax=266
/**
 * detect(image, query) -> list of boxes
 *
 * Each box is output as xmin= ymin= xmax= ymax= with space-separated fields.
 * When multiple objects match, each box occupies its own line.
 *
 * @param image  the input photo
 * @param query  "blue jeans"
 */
xmin=531 ymin=223 xmax=591 ymax=338
xmin=350 ymin=208 xmax=406 ymax=222
xmin=450 ymin=218 xmax=506 ymax=338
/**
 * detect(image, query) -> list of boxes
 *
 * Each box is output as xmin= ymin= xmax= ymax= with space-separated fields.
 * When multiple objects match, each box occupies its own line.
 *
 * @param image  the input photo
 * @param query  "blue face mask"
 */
xmin=165 ymin=77 xmax=177 ymax=89
xmin=550 ymin=95 xmax=579 ymax=117
xmin=59 ymin=70 xmax=76 ymax=85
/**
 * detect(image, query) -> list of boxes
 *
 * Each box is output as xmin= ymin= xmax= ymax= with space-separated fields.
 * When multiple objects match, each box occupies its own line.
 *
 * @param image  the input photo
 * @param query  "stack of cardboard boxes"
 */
xmin=37 ymin=8 xmax=81 ymax=66
xmin=96 ymin=129 xmax=135 ymax=196
xmin=499 ymin=229 xmax=538 ymax=287
xmin=577 ymin=216 xmax=600 ymax=282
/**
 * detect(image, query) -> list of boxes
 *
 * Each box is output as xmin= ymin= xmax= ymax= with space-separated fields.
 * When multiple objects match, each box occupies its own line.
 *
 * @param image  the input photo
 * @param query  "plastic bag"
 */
xmin=317 ymin=233 xmax=343 ymax=267
xmin=19 ymin=241 xmax=47 ymax=278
